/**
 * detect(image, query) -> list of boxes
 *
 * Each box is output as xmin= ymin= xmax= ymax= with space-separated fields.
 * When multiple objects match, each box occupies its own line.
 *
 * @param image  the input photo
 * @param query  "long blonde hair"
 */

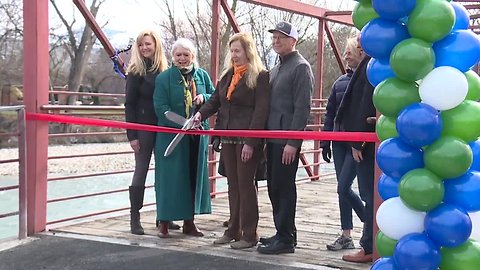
xmin=220 ymin=32 xmax=266 ymax=89
xmin=126 ymin=30 xmax=168 ymax=76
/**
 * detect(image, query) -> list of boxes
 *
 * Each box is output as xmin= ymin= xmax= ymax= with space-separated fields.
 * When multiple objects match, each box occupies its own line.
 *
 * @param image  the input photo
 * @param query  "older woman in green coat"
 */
xmin=153 ymin=38 xmax=214 ymax=238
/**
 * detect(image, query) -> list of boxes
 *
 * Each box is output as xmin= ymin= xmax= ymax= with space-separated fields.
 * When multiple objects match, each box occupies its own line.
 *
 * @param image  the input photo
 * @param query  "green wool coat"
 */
xmin=153 ymin=66 xmax=214 ymax=221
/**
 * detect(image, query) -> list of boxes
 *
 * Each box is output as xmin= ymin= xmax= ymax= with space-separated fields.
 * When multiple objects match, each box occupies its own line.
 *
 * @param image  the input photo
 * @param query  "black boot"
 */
xmin=129 ymin=186 xmax=145 ymax=235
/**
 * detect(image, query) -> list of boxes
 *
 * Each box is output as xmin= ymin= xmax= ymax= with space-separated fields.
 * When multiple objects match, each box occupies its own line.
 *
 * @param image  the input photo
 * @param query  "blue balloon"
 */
xmin=396 ymin=103 xmax=443 ymax=148
xmin=372 ymin=257 xmax=400 ymax=270
xmin=372 ymin=0 xmax=416 ymax=21
xmin=361 ymin=18 xmax=410 ymax=60
xmin=469 ymin=139 xmax=480 ymax=171
xmin=394 ymin=233 xmax=441 ymax=270
xmin=451 ymin=2 xmax=470 ymax=30
xmin=377 ymin=138 xmax=424 ymax=178
xmin=425 ymin=203 xmax=472 ymax=248
xmin=378 ymin=173 xmax=400 ymax=200
xmin=367 ymin=58 xmax=396 ymax=87
xmin=433 ymin=30 xmax=480 ymax=72
xmin=444 ymin=170 xmax=480 ymax=212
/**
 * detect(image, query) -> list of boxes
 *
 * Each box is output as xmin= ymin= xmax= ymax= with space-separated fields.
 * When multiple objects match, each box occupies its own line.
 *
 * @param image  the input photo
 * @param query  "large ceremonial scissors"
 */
xmin=163 ymin=110 xmax=196 ymax=157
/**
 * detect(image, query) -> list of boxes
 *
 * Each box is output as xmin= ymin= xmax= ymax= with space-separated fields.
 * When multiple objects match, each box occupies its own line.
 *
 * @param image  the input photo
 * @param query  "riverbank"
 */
xmin=0 ymin=143 xmax=135 ymax=176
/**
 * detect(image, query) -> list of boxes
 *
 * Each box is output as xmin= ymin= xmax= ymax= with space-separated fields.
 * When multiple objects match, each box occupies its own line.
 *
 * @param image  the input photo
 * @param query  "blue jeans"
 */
xmin=332 ymin=142 xmax=365 ymax=231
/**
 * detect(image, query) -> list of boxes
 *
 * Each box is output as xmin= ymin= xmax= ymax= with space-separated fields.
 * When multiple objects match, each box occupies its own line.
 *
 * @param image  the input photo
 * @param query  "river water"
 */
xmin=0 ymin=152 xmax=333 ymax=240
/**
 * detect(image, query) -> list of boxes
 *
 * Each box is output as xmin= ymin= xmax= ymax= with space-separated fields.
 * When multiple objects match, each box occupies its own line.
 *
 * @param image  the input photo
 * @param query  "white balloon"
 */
xmin=419 ymin=66 xmax=468 ymax=111
xmin=376 ymin=197 xmax=426 ymax=240
xmin=469 ymin=211 xmax=480 ymax=242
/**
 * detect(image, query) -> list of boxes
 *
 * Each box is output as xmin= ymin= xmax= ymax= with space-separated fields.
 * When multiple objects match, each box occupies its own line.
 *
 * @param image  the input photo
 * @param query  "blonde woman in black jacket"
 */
xmin=124 ymin=29 xmax=179 ymax=235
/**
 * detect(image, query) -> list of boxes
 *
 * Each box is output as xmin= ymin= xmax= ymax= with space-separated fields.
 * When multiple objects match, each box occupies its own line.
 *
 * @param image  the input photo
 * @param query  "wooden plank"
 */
xmin=52 ymin=178 xmax=370 ymax=270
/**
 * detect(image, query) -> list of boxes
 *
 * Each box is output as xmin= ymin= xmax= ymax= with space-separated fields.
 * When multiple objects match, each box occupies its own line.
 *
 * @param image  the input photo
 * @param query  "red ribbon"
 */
xmin=26 ymin=113 xmax=379 ymax=143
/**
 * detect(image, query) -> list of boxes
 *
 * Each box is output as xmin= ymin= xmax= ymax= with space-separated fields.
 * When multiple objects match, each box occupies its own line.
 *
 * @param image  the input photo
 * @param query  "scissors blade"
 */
xmin=164 ymin=133 xmax=185 ymax=157
xmin=163 ymin=116 xmax=195 ymax=157
xmin=164 ymin=111 xmax=188 ymax=126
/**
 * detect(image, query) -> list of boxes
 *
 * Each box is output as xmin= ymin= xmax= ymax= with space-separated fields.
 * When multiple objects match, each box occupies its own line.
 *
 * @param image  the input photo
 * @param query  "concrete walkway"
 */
xmin=0 ymin=235 xmax=335 ymax=270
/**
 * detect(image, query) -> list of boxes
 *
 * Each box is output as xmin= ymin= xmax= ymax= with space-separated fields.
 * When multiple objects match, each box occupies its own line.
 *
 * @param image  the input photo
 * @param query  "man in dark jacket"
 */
xmin=334 ymin=36 xmax=375 ymax=263
xmin=257 ymin=21 xmax=313 ymax=255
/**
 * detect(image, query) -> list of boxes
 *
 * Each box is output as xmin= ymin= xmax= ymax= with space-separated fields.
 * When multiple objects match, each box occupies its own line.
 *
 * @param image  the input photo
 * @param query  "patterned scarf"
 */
xmin=226 ymin=64 xmax=248 ymax=101
xmin=180 ymin=65 xmax=196 ymax=117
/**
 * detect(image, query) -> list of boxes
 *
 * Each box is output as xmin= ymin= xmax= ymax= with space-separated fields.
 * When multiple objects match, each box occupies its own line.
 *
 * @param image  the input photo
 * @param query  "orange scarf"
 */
xmin=226 ymin=65 xmax=248 ymax=101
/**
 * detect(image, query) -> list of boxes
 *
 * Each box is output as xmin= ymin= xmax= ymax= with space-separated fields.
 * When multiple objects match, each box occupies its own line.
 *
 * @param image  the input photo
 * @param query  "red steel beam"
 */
xmin=210 ymin=0 xmax=221 ymax=83
xmin=240 ymin=0 xmax=353 ymax=25
xmin=313 ymin=19 xmax=326 ymax=180
xmin=72 ymin=0 xmax=125 ymax=75
xmin=220 ymin=0 xmax=241 ymax=33
xmin=209 ymin=0 xmax=221 ymax=198
xmin=324 ymin=10 xmax=354 ymax=26
xmin=325 ymin=23 xmax=346 ymax=74
xmin=23 ymin=0 xmax=49 ymax=235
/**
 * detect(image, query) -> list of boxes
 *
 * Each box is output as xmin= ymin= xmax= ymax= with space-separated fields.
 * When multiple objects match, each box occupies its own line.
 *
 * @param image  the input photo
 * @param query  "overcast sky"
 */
xmin=49 ymin=0 xmax=355 ymax=47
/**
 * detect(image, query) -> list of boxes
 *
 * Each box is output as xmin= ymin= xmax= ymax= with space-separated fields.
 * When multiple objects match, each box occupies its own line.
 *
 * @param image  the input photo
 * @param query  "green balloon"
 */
xmin=465 ymin=70 xmax=480 ymax=101
xmin=373 ymin=78 xmax=420 ymax=117
xmin=376 ymin=115 xmax=398 ymax=141
xmin=399 ymin=168 xmax=444 ymax=211
xmin=441 ymin=101 xmax=480 ymax=143
xmin=390 ymin=38 xmax=435 ymax=82
xmin=424 ymin=136 xmax=473 ymax=179
xmin=441 ymin=240 xmax=480 ymax=270
xmin=376 ymin=231 xmax=397 ymax=257
xmin=352 ymin=2 xmax=379 ymax=30
xmin=407 ymin=0 xmax=455 ymax=43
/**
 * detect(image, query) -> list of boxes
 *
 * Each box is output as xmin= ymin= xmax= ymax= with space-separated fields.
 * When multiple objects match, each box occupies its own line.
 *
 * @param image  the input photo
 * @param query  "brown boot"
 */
xmin=183 ymin=219 xmax=204 ymax=237
xmin=157 ymin=221 xmax=170 ymax=238
xmin=342 ymin=248 xmax=373 ymax=263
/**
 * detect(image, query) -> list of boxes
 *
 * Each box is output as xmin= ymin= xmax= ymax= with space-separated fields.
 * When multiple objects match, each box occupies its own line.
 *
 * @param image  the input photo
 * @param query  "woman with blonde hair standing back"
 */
xmin=193 ymin=32 xmax=270 ymax=249
xmin=124 ymin=29 xmax=180 ymax=235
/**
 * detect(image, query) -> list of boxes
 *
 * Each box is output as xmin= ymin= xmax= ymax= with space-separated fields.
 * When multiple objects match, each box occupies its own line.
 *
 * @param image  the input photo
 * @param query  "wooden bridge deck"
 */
xmin=50 ymin=176 xmax=370 ymax=270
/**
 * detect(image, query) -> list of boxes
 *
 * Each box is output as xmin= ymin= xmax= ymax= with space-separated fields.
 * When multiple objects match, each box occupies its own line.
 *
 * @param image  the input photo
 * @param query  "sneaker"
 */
xmin=326 ymin=234 xmax=355 ymax=251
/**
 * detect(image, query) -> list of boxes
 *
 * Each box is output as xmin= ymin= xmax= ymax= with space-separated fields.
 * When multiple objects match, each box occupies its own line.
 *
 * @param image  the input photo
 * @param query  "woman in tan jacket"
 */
xmin=193 ymin=32 xmax=270 ymax=249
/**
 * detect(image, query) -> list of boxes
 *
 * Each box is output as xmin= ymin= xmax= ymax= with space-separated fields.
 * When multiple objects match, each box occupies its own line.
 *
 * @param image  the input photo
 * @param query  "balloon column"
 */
xmin=352 ymin=0 xmax=480 ymax=269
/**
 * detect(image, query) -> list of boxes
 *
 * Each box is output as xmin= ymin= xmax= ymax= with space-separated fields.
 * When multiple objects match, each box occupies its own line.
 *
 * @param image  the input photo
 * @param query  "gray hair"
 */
xmin=171 ymin=38 xmax=198 ymax=66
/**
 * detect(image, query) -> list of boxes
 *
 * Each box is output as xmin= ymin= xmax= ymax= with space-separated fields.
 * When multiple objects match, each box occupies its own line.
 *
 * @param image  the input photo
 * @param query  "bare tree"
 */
xmin=49 ymin=0 xmax=106 ymax=104
xmin=0 ymin=0 xmax=23 ymax=86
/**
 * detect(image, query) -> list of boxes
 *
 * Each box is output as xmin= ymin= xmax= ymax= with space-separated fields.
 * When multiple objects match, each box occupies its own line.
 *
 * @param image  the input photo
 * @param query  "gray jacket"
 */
xmin=267 ymin=51 xmax=313 ymax=148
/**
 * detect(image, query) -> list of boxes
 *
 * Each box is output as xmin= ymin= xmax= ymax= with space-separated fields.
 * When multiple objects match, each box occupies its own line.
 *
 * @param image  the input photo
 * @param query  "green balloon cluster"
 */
xmin=376 ymin=115 xmax=398 ymax=142
xmin=390 ymin=38 xmax=435 ymax=82
xmin=399 ymin=168 xmax=444 ymax=211
xmin=376 ymin=231 xmax=398 ymax=257
xmin=373 ymin=78 xmax=420 ymax=117
xmin=352 ymin=1 xmax=378 ymax=30
xmin=424 ymin=136 xmax=473 ymax=179
xmin=407 ymin=0 xmax=455 ymax=43
xmin=441 ymin=101 xmax=480 ymax=143
xmin=465 ymin=70 xmax=480 ymax=101
xmin=440 ymin=240 xmax=480 ymax=270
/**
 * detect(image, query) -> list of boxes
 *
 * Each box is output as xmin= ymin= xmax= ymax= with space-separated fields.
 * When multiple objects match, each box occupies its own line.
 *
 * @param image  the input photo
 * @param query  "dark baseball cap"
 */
xmin=268 ymin=21 xmax=299 ymax=40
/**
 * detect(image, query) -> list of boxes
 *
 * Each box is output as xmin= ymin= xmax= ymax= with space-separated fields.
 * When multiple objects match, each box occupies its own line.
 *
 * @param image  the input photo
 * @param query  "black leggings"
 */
xmin=131 ymin=130 xmax=156 ymax=187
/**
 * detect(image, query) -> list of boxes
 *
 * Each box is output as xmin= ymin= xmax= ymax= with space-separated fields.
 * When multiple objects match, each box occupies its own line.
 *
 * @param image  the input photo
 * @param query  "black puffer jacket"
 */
xmin=124 ymin=60 xmax=160 ymax=141
xmin=320 ymin=70 xmax=353 ymax=148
